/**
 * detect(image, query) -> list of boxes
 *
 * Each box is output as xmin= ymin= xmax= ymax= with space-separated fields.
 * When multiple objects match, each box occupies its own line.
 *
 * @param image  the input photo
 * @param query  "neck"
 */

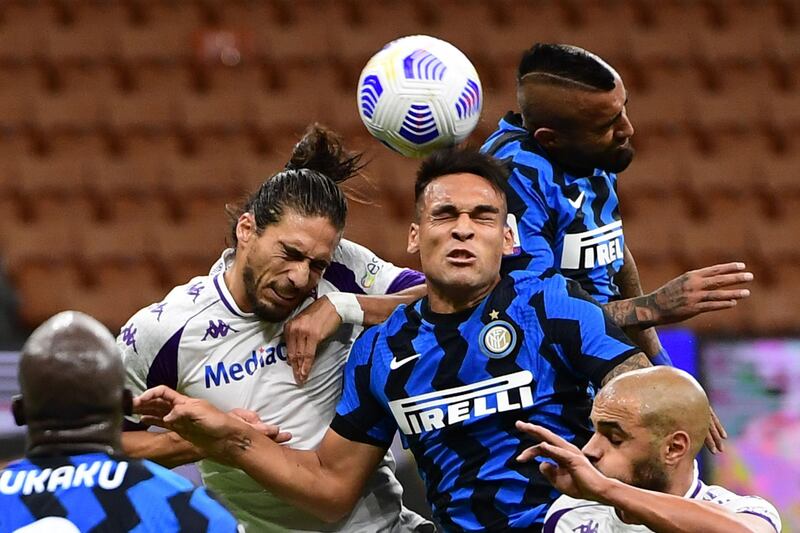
xmin=225 ymin=257 xmax=253 ymax=313
xmin=426 ymin=275 xmax=500 ymax=314
xmin=616 ymin=460 xmax=696 ymax=524
xmin=26 ymin=418 xmax=122 ymax=458
xmin=664 ymin=459 xmax=696 ymax=497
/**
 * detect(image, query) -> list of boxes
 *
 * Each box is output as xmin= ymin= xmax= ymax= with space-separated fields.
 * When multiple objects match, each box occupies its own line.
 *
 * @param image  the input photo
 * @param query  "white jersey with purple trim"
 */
xmin=543 ymin=465 xmax=782 ymax=533
xmin=118 ymin=239 xmax=427 ymax=533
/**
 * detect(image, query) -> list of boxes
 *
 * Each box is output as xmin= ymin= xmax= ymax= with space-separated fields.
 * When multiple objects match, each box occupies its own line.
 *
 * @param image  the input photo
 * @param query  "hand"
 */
xmin=515 ymin=421 xmax=611 ymax=503
xmin=229 ymin=408 xmax=292 ymax=444
xmin=704 ymin=406 xmax=727 ymax=454
xmin=134 ymin=386 xmax=280 ymax=460
xmin=284 ymin=296 xmax=343 ymax=385
xmin=647 ymin=262 xmax=753 ymax=325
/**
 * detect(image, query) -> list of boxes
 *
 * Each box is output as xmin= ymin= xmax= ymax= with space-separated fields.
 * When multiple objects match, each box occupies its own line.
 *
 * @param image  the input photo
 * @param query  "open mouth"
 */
xmin=267 ymin=287 xmax=299 ymax=305
xmin=446 ymin=249 xmax=477 ymax=264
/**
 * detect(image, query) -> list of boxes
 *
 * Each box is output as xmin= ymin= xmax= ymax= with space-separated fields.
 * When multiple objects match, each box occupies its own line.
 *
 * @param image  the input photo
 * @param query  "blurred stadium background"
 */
xmin=0 ymin=0 xmax=797 ymax=530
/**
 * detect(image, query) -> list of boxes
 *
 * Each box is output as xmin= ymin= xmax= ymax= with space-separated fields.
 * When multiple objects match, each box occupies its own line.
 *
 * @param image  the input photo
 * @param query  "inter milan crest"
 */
xmin=479 ymin=318 xmax=517 ymax=359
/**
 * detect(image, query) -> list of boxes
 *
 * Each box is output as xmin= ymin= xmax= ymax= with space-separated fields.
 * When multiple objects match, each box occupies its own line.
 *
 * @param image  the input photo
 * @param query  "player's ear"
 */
xmin=532 ymin=127 xmax=558 ymax=150
xmin=236 ymin=212 xmax=257 ymax=245
xmin=663 ymin=430 xmax=690 ymax=466
xmin=502 ymin=219 xmax=515 ymax=256
xmin=11 ymin=394 xmax=25 ymax=426
xmin=122 ymin=389 xmax=133 ymax=416
xmin=407 ymin=223 xmax=420 ymax=254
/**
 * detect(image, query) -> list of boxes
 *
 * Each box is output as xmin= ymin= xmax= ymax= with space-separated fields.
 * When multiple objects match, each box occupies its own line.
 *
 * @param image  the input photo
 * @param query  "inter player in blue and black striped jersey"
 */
xmin=1 ymin=311 xmax=240 ymax=533
xmin=481 ymin=44 xmax=753 ymax=367
xmin=132 ymin=148 xmax=656 ymax=532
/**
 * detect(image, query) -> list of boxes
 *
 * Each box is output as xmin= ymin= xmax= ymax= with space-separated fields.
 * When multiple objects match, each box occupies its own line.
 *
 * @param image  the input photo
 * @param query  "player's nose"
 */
xmin=287 ymin=262 xmax=311 ymax=288
xmin=451 ymin=213 xmax=475 ymax=241
xmin=581 ymin=433 xmax=603 ymax=463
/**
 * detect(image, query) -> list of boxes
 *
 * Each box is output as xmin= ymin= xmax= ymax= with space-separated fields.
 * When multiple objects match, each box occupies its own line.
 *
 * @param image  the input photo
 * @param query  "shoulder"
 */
xmin=700 ymin=483 xmax=781 ymax=532
xmin=117 ymin=275 xmax=221 ymax=360
xmin=544 ymin=494 xmax=613 ymax=529
xmin=326 ymin=239 xmax=419 ymax=295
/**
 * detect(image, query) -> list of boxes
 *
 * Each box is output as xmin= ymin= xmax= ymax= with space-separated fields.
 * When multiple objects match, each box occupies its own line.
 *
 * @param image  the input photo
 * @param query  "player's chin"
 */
xmin=607 ymin=146 xmax=635 ymax=173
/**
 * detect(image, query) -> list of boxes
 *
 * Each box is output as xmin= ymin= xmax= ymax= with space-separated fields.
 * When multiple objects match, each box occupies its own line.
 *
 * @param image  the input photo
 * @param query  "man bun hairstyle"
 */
xmin=227 ymin=123 xmax=364 ymax=247
xmin=517 ymin=43 xmax=616 ymax=91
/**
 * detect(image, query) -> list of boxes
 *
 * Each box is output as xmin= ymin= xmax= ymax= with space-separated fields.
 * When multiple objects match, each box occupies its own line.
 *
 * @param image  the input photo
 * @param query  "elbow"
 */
xmin=312 ymin=494 xmax=359 ymax=524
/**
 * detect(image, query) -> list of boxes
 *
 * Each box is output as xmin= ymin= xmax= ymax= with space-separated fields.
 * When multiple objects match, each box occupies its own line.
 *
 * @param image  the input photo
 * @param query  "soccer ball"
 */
xmin=357 ymin=35 xmax=483 ymax=158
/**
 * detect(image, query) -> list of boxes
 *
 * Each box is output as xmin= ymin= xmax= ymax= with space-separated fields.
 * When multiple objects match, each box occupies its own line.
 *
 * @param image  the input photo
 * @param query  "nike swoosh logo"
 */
xmin=389 ymin=353 xmax=422 ymax=370
xmin=568 ymin=191 xmax=585 ymax=209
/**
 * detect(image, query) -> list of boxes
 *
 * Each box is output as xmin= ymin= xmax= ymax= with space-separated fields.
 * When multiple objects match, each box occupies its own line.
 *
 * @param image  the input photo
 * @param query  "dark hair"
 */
xmin=517 ymin=43 xmax=616 ymax=90
xmin=414 ymin=147 xmax=508 ymax=212
xmin=226 ymin=124 xmax=364 ymax=247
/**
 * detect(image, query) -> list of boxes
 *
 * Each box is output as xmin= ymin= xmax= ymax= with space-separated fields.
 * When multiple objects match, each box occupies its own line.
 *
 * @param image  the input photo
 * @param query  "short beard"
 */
xmin=242 ymin=262 xmax=291 ymax=322
xmin=630 ymin=455 xmax=670 ymax=493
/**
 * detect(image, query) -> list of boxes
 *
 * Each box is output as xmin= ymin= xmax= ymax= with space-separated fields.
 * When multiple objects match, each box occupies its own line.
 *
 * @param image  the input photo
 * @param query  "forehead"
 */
xmin=572 ymin=78 xmax=627 ymax=122
xmin=590 ymin=388 xmax=641 ymax=427
xmin=421 ymin=173 xmax=504 ymax=211
xmin=260 ymin=210 xmax=339 ymax=257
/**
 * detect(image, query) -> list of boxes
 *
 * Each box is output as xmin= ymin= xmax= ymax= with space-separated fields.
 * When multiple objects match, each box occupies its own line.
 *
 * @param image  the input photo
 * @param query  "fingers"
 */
xmin=704 ymin=432 xmax=719 ymax=455
xmin=134 ymin=385 xmax=188 ymax=415
xmin=539 ymin=461 xmax=559 ymax=485
xmin=274 ymin=431 xmax=292 ymax=444
xmin=229 ymin=408 xmax=262 ymax=425
xmin=711 ymin=408 xmax=728 ymax=440
xmin=694 ymin=262 xmax=748 ymax=277
xmin=515 ymin=421 xmax=579 ymax=452
xmin=700 ymin=272 xmax=754 ymax=291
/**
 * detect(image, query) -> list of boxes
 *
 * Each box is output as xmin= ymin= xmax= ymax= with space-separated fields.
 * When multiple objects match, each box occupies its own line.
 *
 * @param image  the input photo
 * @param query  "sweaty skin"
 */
xmin=597 ymin=366 xmax=711 ymax=458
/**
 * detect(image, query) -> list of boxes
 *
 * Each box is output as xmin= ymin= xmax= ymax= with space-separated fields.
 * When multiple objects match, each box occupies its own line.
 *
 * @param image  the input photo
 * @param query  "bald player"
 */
xmin=516 ymin=367 xmax=781 ymax=532
xmin=481 ymin=44 xmax=753 ymax=374
xmin=0 ymin=311 xmax=240 ymax=532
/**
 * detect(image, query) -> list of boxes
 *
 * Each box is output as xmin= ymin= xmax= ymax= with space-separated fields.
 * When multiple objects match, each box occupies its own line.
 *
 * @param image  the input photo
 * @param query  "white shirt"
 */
xmin=543 ymin=464 xmax=782 ymax=532
xmin=119 ymin=239 xmax=427 ymax=532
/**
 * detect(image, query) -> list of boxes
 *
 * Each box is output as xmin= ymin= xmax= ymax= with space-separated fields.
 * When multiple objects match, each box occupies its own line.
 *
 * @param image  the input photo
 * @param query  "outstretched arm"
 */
xmin=613 ymin=245 xmax=665 ymax=359
xmin=135 ymin=386 xmax=386 ymax=523
xmin=603 ymin=262 xmax=752 ymax=330
xmin=516 ymin=423 xmax=777 ymax=533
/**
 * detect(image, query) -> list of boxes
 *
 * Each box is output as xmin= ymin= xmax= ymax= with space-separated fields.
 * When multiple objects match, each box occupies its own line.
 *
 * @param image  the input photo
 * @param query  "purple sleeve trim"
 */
xmin=542 ymin=507 xmax=572 ymax=533
xmin=740 ymin=511 xmax=780 ymax=532
xmin=323 ymin=262 xmax=366 ymax=295
xmin=146 ymin=327 xmax=184 ymax=390
xmin=386 ymin=269 xmax=425 ymax=294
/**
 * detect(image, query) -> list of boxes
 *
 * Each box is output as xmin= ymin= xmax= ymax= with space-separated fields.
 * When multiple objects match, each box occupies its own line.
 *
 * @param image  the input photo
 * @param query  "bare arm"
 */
xmin=357 ymin=284 xmax=427 ymax=326
xmin=517 ymin=423 xmax=775 ymax=533
xmin=135 ymin=386 xmax=386 ymax=523
xmin=285 ymin=284 xmax=426 ymax=384
xmin=614 ymin=245 xmax=663 ymax=357
xmin=603 ymin=262 xmax=752 ymax=330
xmin=600 ymin=352 xmax=652 ymax=387
xmin=121 ymin=430 xmax=205 ymax=469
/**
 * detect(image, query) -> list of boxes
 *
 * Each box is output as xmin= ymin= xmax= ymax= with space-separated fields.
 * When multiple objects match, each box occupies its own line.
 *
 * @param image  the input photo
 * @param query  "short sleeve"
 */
xmin=330 ymin=327 xmax=396 ymax=448
xmin=326 ymin=239 xmax=423 ymax=295
xmin=189 ymin=487 xmax=242 ymax=533
xmin=502 ymin=164 xmax=558 ymax=277
xmin=536 ymin=275 xmax=641 ymax=386
xmin=718 ymin=495 xmax=782 ymax=532
xmin=117 ymin=302 xmax=183 ymax=428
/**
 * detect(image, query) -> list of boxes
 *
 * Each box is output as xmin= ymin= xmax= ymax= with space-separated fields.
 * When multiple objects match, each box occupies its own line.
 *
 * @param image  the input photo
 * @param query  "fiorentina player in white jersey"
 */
xmin=516 ymin=367 xmax=781 ymax=533
xmin=118 ymin=125 xmax=431 ymax=532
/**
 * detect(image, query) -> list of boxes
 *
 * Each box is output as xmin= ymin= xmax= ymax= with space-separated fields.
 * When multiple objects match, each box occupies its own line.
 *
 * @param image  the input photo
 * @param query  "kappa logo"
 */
xmin=479 ymin=320 xmax=517 ymax=359
xmin=388 ymin=371 xmax=534 ymax=435
xmin=561 ymin=220 xmax=623 ymax=270
xmin=389 ymin=353 xmax=422 ymax=370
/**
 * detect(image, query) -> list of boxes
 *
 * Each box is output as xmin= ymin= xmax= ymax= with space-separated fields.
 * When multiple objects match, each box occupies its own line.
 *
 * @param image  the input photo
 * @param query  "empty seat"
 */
xmin=12 ymin=262 xmax=83 ymax=327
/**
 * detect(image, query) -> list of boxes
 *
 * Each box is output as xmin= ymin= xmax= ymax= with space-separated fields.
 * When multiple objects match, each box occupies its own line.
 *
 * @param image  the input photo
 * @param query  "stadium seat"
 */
xmin=12 ymin=262 xmax=83 ymax=327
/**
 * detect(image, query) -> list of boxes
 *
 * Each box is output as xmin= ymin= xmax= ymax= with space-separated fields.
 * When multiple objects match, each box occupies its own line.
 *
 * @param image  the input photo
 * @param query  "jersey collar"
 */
xmin=208 ymin=248 xmax=254 ymax=318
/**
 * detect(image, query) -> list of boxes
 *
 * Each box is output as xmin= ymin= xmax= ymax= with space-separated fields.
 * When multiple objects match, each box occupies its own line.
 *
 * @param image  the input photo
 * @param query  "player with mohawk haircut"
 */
xmin=482 ymin=44 xmax=753 ymax=406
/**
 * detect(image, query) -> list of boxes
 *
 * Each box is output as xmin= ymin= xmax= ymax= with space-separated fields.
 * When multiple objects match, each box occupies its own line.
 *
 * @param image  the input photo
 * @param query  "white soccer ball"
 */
xmin=357 ymin=35 xmax=483 ymax=158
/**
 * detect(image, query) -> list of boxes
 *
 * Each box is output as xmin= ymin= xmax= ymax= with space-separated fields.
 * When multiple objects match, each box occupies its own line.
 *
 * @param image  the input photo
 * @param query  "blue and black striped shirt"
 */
xmin=332 ymin=272 xmax=639 ymax=532
xmin=482 ymin=112 xmax=625 ymax=303
xmin=0 ymin=452 xmax=239 ymax=532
